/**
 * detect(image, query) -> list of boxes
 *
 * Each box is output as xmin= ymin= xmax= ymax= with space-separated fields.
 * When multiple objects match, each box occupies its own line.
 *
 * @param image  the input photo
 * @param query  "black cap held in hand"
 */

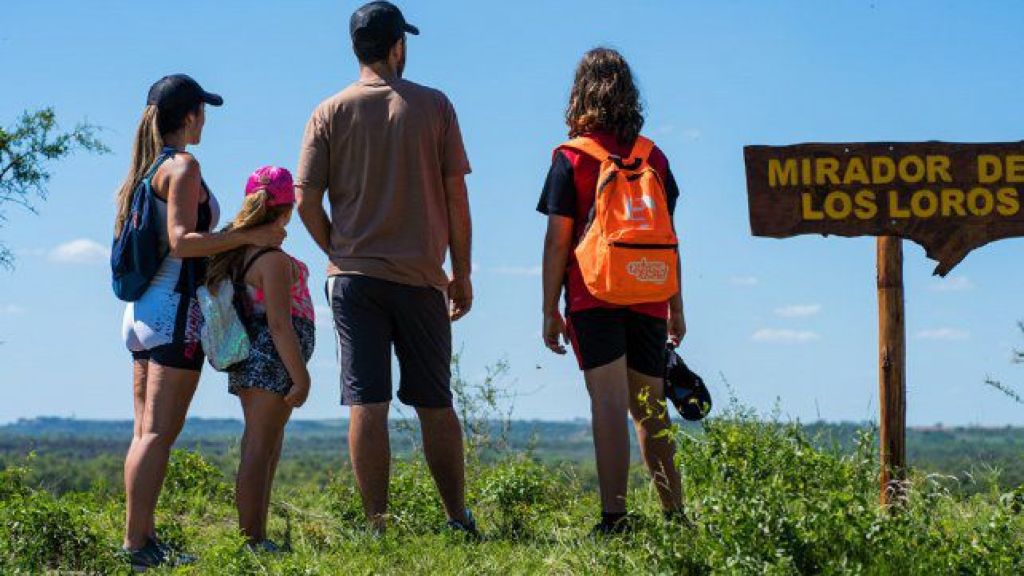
xmin=146 ymin=74 xmax=223 ymax=110
xmin=350 ymin=1 xmax=419 ymax=43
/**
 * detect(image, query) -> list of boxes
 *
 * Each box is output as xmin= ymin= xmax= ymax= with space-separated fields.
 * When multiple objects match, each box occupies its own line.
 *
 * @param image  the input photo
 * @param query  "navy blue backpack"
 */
xmin=111 ymin=148 xmax=175 ymax=302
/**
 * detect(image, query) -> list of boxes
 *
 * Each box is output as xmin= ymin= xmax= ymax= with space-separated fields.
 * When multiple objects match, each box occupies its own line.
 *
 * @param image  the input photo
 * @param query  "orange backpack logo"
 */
xmin=560 ymin=136 xmax=680 ymax=305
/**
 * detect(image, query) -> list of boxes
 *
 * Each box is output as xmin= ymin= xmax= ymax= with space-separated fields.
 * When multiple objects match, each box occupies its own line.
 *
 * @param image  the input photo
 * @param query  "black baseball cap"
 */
xmin=664 ymin=345 xmax=712 ymax=421
xmin=350 ymin=1 xmax=419 ymax=43
xmin=146 ymin=74 xmax=223 ymax=110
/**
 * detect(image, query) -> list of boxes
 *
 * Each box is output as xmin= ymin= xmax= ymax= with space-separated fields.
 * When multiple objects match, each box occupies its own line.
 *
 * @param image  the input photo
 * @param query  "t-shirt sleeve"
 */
xmin=441 ymin=96 xmax=472 ymax=177
xmin=295 ymin=107 xmax=330 ymax=193
xmin=536 ymin=151 xmax=576 ymax=218
xmin=665 ymin=165 xmax=680 ymax=216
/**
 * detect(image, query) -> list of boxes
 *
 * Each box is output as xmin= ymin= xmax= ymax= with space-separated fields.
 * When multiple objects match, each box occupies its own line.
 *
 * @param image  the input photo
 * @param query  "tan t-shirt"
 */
xmin=296 ymin=75 xmax=471 ymax=289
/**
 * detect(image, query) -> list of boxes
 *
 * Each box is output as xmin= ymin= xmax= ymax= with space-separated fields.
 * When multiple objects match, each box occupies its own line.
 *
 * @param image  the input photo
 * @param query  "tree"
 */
xmin=0 ymin=108 xmax=109 ymax=268
xmin=984 ymin=321 xmax=1024 ymax=405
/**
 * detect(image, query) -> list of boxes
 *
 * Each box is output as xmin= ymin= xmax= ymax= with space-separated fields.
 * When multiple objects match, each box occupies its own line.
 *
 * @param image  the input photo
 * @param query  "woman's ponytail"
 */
xmin=113 ymin=105 xmax=163 ymax=237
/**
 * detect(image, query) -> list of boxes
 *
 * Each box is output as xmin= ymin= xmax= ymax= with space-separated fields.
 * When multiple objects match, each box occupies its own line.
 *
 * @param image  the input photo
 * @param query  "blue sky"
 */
xmin=2 ymin=0 xmax=1024 ymax=426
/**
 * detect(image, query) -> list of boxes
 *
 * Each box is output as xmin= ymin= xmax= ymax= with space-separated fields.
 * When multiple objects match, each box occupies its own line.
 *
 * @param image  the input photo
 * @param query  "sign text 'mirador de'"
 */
xmin=744 ymin=142 xmax=1024 ymax=275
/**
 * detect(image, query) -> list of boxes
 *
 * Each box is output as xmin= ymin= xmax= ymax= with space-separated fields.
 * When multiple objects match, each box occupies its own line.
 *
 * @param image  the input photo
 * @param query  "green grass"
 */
xmin=2 ymin=406 xmax=1024 ymax=575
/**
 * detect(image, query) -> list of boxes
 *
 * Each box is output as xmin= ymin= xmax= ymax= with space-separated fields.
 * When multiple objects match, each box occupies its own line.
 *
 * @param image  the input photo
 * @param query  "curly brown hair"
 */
xmin=565 ymin=47 xmax=644 ymax=144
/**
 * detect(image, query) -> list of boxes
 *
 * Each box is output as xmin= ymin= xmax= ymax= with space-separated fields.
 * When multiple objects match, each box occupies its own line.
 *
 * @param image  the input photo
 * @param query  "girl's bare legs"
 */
xmin=123 ymin=364 xmax=200 ymax=549
xmin=583 ymin=356 xmax=631 ymax=514
xmin=236 ymin=388 xmax=292 ymax=543
xmin=627 ymin=369 xmax=683 ymax=511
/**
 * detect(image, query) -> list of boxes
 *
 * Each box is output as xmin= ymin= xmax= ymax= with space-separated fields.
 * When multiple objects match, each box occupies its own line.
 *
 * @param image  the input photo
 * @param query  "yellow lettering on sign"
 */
xmin=967 ymin=187 xmax=995 ymax=216
xmin=871 ymin=157 xmax=896 ymax=184
xmin=1006 ymin=155 xmax=1024 ymax=183
xmin=898 ymin=155 xmax=926 ymax=183
xmin=996 ymin=187 xmax=1020 ymax=216
xmin=815 ymin=158 xmax=841 ymax=186
xmin=926 ymin=155 xmax=953 ymax=183
xmin=978 ymin=155 xmax=1002 ymax=183
xmin=854 ymin=189 xmax=878 ymax=219
xmin=801 ymin=192 xmax=824 ymax=220
xmin=940 ymin=188 xmax=967 ymax=217
xmin=910 ymin=189 xmax=939 ymax=218
xmin=767 ymin=158 xmax=798 ymax=187
xmin=801 ymin=158 xmax=813 ymax=186
xmin=889 ymin=190 xmax=911 ymax=218
xmin=824 ymin=191 xmax=852 ymax=219
xmin=843 ymin=158 xmax=871 ymax=185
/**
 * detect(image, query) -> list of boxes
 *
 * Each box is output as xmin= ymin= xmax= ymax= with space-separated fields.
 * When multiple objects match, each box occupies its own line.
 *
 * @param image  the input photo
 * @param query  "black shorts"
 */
xmin=131 ymin=342 xmax=205 ymax=372
xmin=566 ymin=308 xmax=668 ymax=377
xmin=327 ymin=275 xmax=452 ymax=408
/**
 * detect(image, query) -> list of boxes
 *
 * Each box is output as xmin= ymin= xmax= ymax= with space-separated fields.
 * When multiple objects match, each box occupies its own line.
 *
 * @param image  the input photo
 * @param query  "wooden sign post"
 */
xmin=744 ymin=142 xmax=1024 ymax=505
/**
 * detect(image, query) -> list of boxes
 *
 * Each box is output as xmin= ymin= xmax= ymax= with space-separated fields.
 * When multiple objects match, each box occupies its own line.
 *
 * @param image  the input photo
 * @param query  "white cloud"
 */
xmin=0 ymin=304 xmax=26 ymax=315
xmin=774 ymin=304 xmax=822 ymax=318
xmin=493 ymin=265 xmax=542 ymax=277
xmin=681 ymin=128 xmax=702 ymax=142
xmin=752 ymin=328 xmax=821 ymax=343
xmin=48 ymin=239 xmax=109 ymax=264
xmin=929 ymin=276 xmax=974 ymax=292
xmin=917 ymin=328 xmax=970 ymax=341
xmin=730 ymin=276 xmax=759 ymax=287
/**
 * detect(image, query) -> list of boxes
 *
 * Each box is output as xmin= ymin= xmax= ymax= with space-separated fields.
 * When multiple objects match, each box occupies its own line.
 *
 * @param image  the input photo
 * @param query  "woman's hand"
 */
xmin=543 ymin=311 xmax=569 ymax=355
xmin=668 ymin=306 xmax=687 ymax=348
xmin=243 ymin=222 xmax=287 ymax=248
xmin=284 ymin=378 xmax=310 ymax=408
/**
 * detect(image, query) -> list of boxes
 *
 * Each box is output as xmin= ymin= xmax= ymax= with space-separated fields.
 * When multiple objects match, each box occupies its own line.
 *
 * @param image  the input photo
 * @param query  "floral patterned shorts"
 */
xmin=228 ymin=316 xmax=315 ymax=396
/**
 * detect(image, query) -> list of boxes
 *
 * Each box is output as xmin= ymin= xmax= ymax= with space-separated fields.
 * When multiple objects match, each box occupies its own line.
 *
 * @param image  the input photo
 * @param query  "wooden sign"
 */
xmin=744 ymin=141 xmax=1024 ymax=507
xmin=744 ymin=142 xmax=1024 ymax=275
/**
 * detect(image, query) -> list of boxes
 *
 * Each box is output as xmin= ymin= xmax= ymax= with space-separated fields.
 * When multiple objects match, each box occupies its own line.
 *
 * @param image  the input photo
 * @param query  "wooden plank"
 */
xmin=877 ymin=236 xmax=907 ymax=506
xmin=744 ymin=141 xmax=1024 ymax=276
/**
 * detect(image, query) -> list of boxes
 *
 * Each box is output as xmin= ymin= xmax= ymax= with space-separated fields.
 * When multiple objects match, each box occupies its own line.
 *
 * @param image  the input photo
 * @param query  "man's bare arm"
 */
xmin=296 ymin=185 xmax=331 ymax=255
xmin=445 ymin=174 xmax=473 ymax=320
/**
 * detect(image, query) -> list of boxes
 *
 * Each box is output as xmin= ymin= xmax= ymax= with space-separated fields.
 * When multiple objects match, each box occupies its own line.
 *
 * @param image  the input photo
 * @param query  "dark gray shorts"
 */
xmin=327 ymin=275 xmax=452 ymax=408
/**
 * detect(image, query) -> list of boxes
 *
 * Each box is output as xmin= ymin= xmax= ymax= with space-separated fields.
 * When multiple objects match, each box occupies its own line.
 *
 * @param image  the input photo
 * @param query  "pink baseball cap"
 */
xmin=245 ymin=166 xmax=295 ymax=206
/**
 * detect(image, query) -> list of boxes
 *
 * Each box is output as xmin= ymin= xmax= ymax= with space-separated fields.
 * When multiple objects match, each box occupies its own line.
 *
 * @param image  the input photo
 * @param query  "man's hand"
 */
xmin=668 ymin=306 xmax=687 ymax=348
xmin=449 ymin=276 xmax=473 ymax=321
xmin=543 ymin=311 xmax=569 ymax=354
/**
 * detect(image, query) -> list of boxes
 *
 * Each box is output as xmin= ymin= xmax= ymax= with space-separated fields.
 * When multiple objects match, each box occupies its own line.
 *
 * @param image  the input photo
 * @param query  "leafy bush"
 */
xmin=478 ymin=456 xmax=557 ymax=537
xmin=162 ymin=448 xmax=233 ymax=516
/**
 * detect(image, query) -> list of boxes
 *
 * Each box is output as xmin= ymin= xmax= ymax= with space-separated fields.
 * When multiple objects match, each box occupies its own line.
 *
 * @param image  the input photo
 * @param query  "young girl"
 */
xmin=538 ymin=48 xmax=686 ymax=534
xmin=206 ymin=166 xmax=315 ymax=552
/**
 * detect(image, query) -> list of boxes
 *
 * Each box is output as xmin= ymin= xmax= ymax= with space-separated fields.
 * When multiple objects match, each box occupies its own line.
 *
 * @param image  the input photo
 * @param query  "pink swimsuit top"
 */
xmin=246 ymin=255 xmax=315 ymax=322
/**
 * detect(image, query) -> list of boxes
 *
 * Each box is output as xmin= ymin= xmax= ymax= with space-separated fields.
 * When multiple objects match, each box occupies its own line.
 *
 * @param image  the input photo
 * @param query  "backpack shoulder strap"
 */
xmin=559 ymin=137 xmax=611 ymax=162
xmin=237 ymin=247 xmax=283 ymax=281
xmin=629 ymin=136 xmax=655 ymax=163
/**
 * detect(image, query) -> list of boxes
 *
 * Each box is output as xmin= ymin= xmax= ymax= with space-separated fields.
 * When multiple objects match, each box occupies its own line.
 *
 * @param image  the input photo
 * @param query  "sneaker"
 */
xmin=246 ymin=539 xmax=287 ymax=554
xmin=446 ymin=508 xmax=481 ymax=540
xmin=590 ymin=514 xmax=635 ymax=536
xmin=122 ymin=538 xmax=167 ymax=572
xmin=663 ymin=507 xmax=694 ymax=528
xmin=153 ymin=537 xmax=197 ymax=566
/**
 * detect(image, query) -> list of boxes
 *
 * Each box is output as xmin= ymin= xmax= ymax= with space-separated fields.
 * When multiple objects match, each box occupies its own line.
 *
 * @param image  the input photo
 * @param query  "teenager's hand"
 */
xmin=668 ymin=308 xmax=687 ymax=348
xmin=284 ymin=380 xmax=310 ymax=408
xmin=543 ymin=311 xmax=569 ymax=355
xmin=244 ymin=223 xmax=287 ymax=248
xmin=449 ymin=276 xmax=473 ymax=321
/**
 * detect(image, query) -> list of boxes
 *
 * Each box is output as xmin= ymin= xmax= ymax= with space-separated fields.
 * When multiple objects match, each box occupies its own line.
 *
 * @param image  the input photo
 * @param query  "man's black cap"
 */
xmin=350 ymin=1 xmax=419 ymax=43
xmin=146 ymin=74 xmax=223 ymax=110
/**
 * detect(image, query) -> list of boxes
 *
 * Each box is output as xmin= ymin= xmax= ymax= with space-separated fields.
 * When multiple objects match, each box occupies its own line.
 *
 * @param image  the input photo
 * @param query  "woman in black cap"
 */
xmin=114 ymin=74 xmax=285 ymax=569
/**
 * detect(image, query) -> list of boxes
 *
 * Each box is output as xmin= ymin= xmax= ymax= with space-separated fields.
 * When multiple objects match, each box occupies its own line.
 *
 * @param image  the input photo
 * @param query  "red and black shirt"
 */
xmin=536 ymin=131 xmax=680 ymax=319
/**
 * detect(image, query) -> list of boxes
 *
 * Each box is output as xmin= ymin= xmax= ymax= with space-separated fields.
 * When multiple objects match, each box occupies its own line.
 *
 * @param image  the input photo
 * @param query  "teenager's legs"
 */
xmin=416 ymin=407 xmax=467 ymax=523
xmin=236 ymin=388 xmax=292 ymax=543
xmin=123 ymin=359 xmax=149 ymax=545
xmin=627 ymin=369 xmax=683 ymax=511
xmin=584 ymin=356 xmax=631 ymax=515
xmin=261 ymin=431 xmax=285 ymax=536
xmin=123 ymin=364 xmax=199 ymax=549
xmin=349 ymin=402 xmax=391 ymax=530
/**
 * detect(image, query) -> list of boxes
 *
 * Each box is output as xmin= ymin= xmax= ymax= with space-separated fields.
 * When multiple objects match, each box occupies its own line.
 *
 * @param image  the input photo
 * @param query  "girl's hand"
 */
xmin=668 ymin=308 xmax=686 ymax=348
xmin=284 ymin=379 xmax=310 ymax=408
xmin=543 ymin=311 xmax=569 ymax=355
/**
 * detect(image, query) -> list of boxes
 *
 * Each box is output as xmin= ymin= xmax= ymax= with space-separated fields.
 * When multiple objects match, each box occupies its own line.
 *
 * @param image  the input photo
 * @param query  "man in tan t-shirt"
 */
xmin=295 ymin=1 xmax=476 ymax=535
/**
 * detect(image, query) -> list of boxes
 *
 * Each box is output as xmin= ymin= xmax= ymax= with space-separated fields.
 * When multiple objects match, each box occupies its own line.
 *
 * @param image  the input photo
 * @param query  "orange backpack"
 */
xmin=559 ymin=135 xmax=680 ymax=305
